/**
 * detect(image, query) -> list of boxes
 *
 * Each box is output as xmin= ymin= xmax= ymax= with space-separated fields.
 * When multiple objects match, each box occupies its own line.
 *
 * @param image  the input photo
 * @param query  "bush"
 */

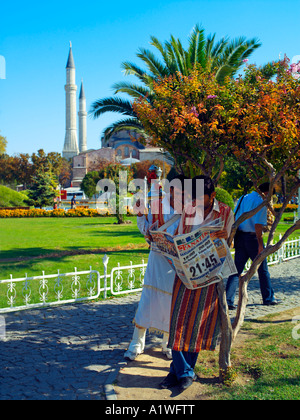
xmin=0 ymin=207 xmax=112 ymax=218
xmin=215 ymin=187 xmax=235 ymax=210
xmin=274 ymin=203 xmax=298 ymax=213
xmin=0 ymin=185 xmax=28 ymax=207
xmin=65 ymin=208 xmax=101 ymax=217
xmin=283 ymin=215 xmax=294 ymax=222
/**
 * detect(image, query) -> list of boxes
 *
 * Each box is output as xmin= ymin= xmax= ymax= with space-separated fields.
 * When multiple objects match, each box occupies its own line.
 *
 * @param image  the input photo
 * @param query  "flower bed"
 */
xmin=0 ymin=208 xmax=111 ymax=218
xmin=273 ymin=204 xmax=298 ymax=213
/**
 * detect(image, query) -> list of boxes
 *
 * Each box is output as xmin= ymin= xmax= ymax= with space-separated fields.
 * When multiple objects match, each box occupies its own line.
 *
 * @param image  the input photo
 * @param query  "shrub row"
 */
xmin=0 ymin=208 xmax=111 ymax=218
xmin=273 ymin=204 xmax=298 ymax=213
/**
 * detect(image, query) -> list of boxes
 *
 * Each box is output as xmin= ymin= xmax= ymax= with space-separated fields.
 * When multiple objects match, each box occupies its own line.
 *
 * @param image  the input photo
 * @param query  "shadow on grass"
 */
xmin=0 ymin=244 xmax=149 ymax=262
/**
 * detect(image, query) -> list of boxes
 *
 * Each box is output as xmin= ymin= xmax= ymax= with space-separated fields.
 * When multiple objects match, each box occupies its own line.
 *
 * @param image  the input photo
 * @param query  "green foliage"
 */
xmin=80 ymin=171 xmax=101 ymax=199
xmin=25 ymin=171 xmax=58 ymax=208
xmin=0 ymin=149 xmax=72 ymax=189
xmin=90 ymin=25 xmax=261 ymax=139
xmin=81 ymin=164 xmax=134 ymax=224
xmin=219 ymin=156 xmax=253 ymax=197
xmin=215 ymin=187 xmax=234 ymax=210
xmin=0 ymin=185 xmax=28 ymax=207
xmin=0 ymin=132 xmax=7 ymax=155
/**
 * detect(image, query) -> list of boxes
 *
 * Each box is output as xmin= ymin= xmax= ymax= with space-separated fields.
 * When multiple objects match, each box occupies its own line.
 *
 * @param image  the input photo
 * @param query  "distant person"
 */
xmin=71 ymin=194 xmax=77 ymax=209
xmin=226 ymin=183 xmax=281 ymax=309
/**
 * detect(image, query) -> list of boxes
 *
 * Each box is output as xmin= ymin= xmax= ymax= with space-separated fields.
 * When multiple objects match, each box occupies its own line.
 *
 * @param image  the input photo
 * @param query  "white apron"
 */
xmin=134 ymin=197 xmax=179 ymax=334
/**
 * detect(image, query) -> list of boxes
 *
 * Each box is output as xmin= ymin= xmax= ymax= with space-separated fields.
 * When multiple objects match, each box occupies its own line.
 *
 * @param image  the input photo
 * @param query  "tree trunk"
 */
xmin=231 ymin=222 xmax=300 ymax=340
xmin=217 ymin=280 xmax=233 ymax=382
xmin=232 ymin=275 xmax=249 ymax=341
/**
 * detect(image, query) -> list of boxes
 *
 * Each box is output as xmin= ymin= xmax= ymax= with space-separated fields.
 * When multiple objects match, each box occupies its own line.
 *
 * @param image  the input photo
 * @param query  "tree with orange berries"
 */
xmin=134 ymin=59 xmax=300 ymax=379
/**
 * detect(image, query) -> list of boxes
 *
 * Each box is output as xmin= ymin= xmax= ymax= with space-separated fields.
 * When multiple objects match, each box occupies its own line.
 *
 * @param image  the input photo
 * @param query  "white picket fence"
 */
xmin=0 ymin=237 xmax=299 ymax=314
xmin=0 ymin=260 xmax=147 ymax=314
xmin=242 ymin=236 xmax=300 ymax=271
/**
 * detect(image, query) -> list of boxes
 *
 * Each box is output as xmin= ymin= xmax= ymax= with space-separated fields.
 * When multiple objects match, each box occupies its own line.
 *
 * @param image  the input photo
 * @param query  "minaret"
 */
xmin=62 ymin=42 xmax=79 ymax=160
xmin=78 ymin=80 xmax=87 ymax=153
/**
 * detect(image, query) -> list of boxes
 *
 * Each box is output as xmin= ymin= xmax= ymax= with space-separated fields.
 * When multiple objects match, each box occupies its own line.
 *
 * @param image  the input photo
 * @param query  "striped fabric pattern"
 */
xmin=169 ymin=277 xmax=220 ymax=352
xmin=168 ymin=201 xmax=232 ymax=353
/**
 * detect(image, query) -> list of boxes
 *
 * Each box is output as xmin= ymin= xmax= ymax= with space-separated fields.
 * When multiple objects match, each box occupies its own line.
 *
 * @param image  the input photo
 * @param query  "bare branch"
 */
xmin=267 ymin=179 xmax=300 ymax=246
xmin=227 ymin=198 xmax=268 ymax=247
xmin=232 ymin=219 xmax=300 ymax=339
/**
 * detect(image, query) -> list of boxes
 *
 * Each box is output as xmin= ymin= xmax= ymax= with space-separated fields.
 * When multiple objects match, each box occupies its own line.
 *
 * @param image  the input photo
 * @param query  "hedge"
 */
xmin=0 ymin=208 xmax=111 ymax=218
xmin=273 ymin=204 xmax=298 ymax=213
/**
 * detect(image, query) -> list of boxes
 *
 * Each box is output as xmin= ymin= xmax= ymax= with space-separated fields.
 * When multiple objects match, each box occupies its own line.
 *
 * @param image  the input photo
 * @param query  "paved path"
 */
xmin=0 ymin=259 xmax=299 ymax=400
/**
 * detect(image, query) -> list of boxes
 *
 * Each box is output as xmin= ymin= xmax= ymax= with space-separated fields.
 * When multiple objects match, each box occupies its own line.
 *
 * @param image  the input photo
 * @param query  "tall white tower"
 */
xmin=78 ymin=80 xmax=87 ymax=153
xmin=62 ymin=42 xmax=79 ymax=160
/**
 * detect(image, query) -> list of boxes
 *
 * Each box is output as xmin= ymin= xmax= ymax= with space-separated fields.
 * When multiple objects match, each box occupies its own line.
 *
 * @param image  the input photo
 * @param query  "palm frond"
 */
xmin=238 ymin=38 xmax=261 ymax=62
xmin=214 ymin=37 xmax=261 ymax=81
xmin=214 ymin=64 xmax=235 ymax=84
xmin=187 ymin=24 xmax=206 ymax=69
xmin=103 ymin=117 xmax=145 ymax=139
xmin=120 ymin=61 xmax=152 ymax=86
xmin=258 ymin=60 xmax=279 ymax=80
xmin=172 ymin=36 xmax=189 ymax=75
xmin=217 ymin=37 xmax=258 ymax=68
xmin=89 ymin=97 xmax=135 ymax=119
xmin=136 ymin=47 xmax=169 ymax=79
xmin=163 ymin=37 xmax=186 ymax=75
xmin=150 ymin=36 xmax=177 ymax=74
xmin=111 ymin=81 xmax=152 ymax=100
xmin=208 ymin=36 xmax=229 ymax=71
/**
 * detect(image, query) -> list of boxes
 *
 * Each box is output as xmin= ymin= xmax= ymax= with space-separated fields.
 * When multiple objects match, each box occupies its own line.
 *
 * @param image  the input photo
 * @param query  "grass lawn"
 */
xmin=0 ymin=213 xmax=298 ymax=309
xmin=0 ymin=216 xmax=149 ymax=309
xmin=0 ymin=213 xmax=298 ymax=280
xmin=0 ymin=213 xmax=297 ymax=274
xmin=0 ymin=216 xmax=146 ymax=259
xmin=0 ymin=216 xmax=148 ymax=278
xmin=194 ymin=307 xmax=300 ymax=400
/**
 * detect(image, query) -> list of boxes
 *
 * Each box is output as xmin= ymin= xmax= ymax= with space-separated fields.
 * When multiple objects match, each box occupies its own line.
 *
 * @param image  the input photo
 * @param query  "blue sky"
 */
xmin=1 ymin=0 xmax=300 ymax=156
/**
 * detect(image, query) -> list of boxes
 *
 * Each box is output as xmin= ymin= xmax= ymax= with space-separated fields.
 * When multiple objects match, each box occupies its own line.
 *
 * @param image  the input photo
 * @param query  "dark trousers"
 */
xmin=226 ymin=231 xmax=275 ymax=306
xmin=170 ymin=350 xmax=198 ymax=380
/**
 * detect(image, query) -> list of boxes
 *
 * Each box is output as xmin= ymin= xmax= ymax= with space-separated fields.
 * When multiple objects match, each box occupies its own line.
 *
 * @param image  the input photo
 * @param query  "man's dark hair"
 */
xmin=169 ymin=173 xmax=186 ymax=185
xmin=259 ymin=182 xmax=275 ymax=195
xmin=192 ymin=175 xmax=215 ymax=199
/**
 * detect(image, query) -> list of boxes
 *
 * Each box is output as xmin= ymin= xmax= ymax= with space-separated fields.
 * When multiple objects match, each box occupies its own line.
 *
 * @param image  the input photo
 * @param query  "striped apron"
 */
xmin=168 ymin=202 xmax=232 ymax=353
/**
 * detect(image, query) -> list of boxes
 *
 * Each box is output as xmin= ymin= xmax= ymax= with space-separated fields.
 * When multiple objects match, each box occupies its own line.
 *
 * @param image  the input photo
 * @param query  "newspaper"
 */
xmin=150 ymin=217 xmax=237 ymax=290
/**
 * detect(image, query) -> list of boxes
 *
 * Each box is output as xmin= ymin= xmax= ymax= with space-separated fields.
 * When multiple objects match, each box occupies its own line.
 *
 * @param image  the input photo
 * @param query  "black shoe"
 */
xmin=263 ymin=299 xmax=282 ymax=306
xmin=159 ymin=373 xmax=179 ymax=389
xmin=178 ymin=376 xmax=195 ymax=392
xmin=228 ymin=304 xmax=236 ymax=310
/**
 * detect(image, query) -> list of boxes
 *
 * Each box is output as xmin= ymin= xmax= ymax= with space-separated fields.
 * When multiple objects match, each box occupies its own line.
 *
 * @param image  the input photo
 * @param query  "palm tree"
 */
xmin=90 ymin=25 xmax=261 ymax=139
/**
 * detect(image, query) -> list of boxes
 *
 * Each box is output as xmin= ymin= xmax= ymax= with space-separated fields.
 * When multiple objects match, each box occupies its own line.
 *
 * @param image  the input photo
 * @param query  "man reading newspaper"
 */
xmin=158 ymin=175 xmax=235 ymax=393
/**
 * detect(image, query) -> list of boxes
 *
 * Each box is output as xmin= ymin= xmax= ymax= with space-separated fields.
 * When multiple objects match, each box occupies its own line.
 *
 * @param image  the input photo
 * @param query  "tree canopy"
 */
xmin=0 ymin=132 xmax=7 ymax=155
xmin=0 ymin=149 xmax=72 ymax=188
xmin=133 ymin=57 xmax=300 ymax=352
xmin=134 ymin=59 xmax=300 ymax=189
xmin=90 ymin=25 xmax=261 ymax=139
xmin=25 ymin=170 xmax=58 ymax=209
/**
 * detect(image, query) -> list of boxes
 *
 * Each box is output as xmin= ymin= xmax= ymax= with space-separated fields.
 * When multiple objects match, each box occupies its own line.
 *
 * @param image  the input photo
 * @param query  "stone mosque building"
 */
xmin=62 ymin=44 xmax=171 ymax=187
